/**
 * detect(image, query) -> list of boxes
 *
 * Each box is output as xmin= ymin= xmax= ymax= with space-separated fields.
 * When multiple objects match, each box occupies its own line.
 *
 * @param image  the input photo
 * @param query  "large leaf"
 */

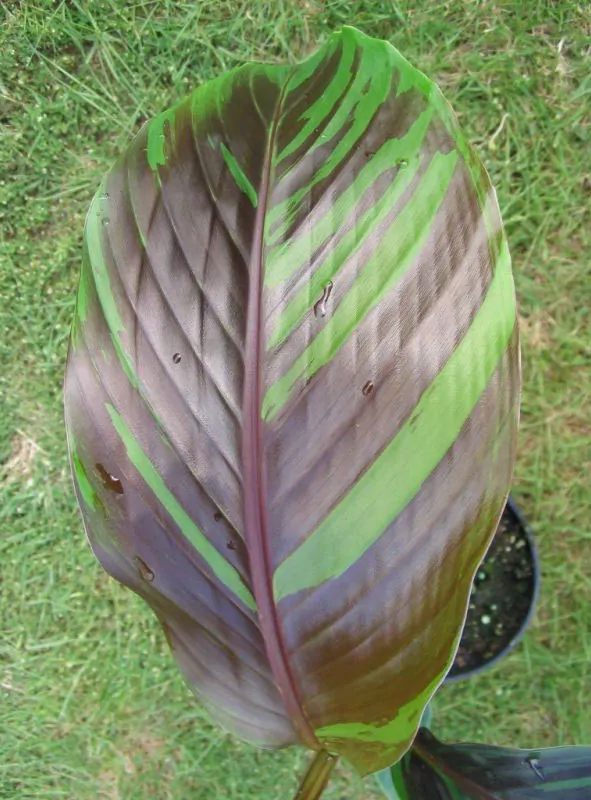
xmin=384 ymin=729 xmax=591 ymax=798
xmin=64 ymin=26 xmax=519 ymax=775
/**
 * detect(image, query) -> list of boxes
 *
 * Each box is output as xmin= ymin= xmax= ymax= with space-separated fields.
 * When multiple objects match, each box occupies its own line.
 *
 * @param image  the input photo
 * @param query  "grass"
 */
xmin=1 ymin=1 xmax=590 ymax=797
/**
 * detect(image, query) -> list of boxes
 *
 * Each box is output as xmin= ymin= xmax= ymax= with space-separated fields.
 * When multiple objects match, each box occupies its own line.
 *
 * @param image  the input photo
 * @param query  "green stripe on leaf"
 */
xmin=273 ymin=238 xmax=514 ymax=600
xmin=267 ymin=30 xmax=399 ymax=243
xmin=106 ymin=404 xmax=256 ymax=611
xmin=263 ymin=149 xmax=459 ymax=421
xmin=315 ymin=672 xmax=442 ymax=748
xmin=147 ymin=106 xmax=178 ymax=171
xmin=276 ymin=30 xmax=356 ymax=164
xmin=265 ymin=107 xmax=434 ymax=336
xmin=221 ymin=143 xmax=258 ymax=207
xmin=70 ymin=447 xmax=99 ymax=511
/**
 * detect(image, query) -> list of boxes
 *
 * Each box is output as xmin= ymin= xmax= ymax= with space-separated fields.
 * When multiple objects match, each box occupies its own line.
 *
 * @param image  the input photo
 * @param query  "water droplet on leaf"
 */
xmin=362 ymin=380 xmax=374 ymax=396
xmin=172 ymin=352 xmax=181 ymax=364
xmin=101 ymin=218 xmax=109 ymax=227
xmin=95 ymin=463 xmax=123 ymax=494
xmin=481 ymin=614 xmax=491 ymax=625
xmin=134 ymin=556 xmax=154 ymax=583
xmin=213 ymin=510 xmax=223 ymax=522
xmin=101 ymin=192 xmax=110 ymax=200
xmin=313 ymin=281 xmax=334 ymax=318
xmin=399 ymin=159 xmax=408 ymax=169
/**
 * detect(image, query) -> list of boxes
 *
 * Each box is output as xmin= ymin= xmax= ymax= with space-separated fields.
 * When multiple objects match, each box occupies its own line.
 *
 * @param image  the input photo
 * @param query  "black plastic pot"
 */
xmin=446 ymin=497 xmax=540 ymax=682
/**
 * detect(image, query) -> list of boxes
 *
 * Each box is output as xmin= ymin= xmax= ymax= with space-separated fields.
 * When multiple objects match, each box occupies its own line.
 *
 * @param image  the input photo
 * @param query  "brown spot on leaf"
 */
xmin=96 ymin=463 xmax=124 ymax=494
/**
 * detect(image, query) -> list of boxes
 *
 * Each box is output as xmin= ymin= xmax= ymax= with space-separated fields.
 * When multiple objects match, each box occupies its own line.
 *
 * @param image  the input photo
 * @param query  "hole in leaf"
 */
xmin=134 ymin=556 xmax=154 ymax=583
xmin=524 ymin=757 xmax=545 ymax=781
xmin=313 ymin=281 xmax=334 ymax=318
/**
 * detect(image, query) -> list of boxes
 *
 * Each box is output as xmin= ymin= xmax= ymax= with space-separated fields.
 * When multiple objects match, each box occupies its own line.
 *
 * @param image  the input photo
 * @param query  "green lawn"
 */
xmin=1 ymin=2 xmax=590 ymax=798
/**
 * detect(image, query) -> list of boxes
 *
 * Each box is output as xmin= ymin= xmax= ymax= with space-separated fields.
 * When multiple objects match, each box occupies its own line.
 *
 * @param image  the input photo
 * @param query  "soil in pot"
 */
xmin=448 ymin=502 xmax=537 ymax=679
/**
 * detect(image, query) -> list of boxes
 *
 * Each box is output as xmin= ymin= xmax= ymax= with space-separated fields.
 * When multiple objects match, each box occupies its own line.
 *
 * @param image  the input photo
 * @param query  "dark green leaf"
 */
xmin=64 ymin=26 xmax=519 ymax=775
xmin=376 ymin=765 xmax=406 ymax=800
xmin=387 ymin=729 xmax=591 ymax=799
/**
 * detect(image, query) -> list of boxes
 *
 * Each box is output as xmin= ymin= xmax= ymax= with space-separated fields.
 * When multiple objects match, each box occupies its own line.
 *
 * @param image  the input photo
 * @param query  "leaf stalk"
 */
xmin=293 ymin=750 xmax=338 ymax=800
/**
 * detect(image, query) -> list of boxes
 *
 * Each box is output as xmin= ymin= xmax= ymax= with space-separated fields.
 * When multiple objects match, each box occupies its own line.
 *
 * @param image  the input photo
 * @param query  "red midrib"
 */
xmin=241 ymin=75 xmax=318 ymax=749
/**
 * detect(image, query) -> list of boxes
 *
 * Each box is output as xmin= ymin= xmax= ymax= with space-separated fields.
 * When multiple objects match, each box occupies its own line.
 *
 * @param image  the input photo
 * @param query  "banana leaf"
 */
xmin=64 ymin=26 xmax=520 ymax=778
xmin=382 ymin=729 xmax=591 ymax=799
